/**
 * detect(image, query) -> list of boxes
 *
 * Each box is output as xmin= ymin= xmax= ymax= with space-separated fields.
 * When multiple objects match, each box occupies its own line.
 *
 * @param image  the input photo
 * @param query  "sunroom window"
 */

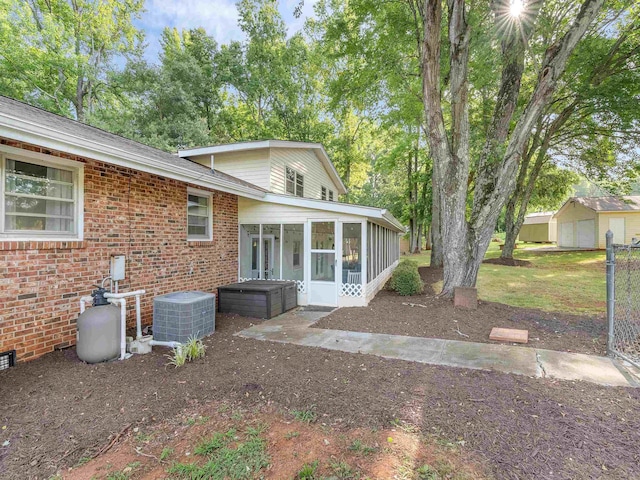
xmin=2 ymin=155 xmax=80 ymax=238
xmin=187 ymin=190 xmax=212 ymax=240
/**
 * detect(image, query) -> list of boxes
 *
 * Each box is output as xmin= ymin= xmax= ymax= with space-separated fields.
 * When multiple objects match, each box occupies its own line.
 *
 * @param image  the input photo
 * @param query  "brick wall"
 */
xmin=0 ymin=138 xmax=239 ymax=362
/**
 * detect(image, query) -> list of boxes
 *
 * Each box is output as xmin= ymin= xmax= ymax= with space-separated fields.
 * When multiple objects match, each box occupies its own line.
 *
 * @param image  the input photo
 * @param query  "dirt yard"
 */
xmin=314 ymin=267 xmax=607 ymax=355
xmin=1 ymin=311 xmax=638 ymax=479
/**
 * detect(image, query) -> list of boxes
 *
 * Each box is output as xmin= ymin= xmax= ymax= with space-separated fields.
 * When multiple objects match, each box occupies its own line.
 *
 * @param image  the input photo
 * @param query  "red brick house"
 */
xmin=0 ymin=96 xmax=402 ymax=362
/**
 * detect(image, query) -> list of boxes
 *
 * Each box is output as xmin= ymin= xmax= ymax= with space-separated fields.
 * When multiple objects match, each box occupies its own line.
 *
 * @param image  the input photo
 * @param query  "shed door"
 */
xmin=559 ymin=222 xmax=574 ymax=247
xmin=609 ymin=218 xmax=625 ymax=244
xmin=577 ymin=219 xmax=595 ymax=248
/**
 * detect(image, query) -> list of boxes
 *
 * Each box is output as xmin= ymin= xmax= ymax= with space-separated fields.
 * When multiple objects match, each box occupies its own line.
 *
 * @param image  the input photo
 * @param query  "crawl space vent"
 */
xmin=0 ymin=350 xmax=16 ymax=370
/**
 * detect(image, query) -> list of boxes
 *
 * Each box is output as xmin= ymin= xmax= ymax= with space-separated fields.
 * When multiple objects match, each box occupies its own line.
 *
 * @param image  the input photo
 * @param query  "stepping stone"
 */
xmin=490 ymin=327 xmax=529 ymax=344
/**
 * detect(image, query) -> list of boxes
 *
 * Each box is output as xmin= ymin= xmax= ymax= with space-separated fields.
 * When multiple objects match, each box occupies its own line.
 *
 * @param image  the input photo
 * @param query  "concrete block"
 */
xmin=490 ymin=327 xmax=529 ymax=344
xmin=454 ymin=287 xmax=477 ymax=309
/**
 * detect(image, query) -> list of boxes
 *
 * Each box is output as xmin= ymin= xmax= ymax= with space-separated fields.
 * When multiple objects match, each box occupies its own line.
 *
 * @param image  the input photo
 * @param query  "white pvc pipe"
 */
xmin=104 ymin=290 xmax=146 ymax=299
xmin=149 ymin=339 xmax=182 ymax=349
xmin=104 ymin=290 xmax=146 ymax=358
xmin=79 ymin=296 xmax=93 ymax=313
xmin=135 ymin=295 xmax=142 ymax=339
xmin=107 ymin=297 xmax=128 ymax=360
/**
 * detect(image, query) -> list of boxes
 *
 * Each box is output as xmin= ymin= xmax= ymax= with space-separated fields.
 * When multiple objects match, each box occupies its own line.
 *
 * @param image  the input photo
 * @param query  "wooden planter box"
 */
xmin=218 ymin=280 xmax=297 ymax=319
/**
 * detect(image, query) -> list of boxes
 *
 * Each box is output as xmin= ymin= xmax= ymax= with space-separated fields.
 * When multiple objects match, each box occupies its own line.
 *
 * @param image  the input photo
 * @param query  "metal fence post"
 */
xmin=606 ymin=230 xmax=615 ymax=356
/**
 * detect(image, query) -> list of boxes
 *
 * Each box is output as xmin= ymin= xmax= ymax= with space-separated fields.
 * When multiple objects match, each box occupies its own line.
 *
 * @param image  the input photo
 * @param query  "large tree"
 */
xmin=0 ymin=0 xmax=143 ymax=121
xmin=501 ymin=10 xmax=640 ymax=259
xmin=419 ymin=0 xmax=605 ymax=294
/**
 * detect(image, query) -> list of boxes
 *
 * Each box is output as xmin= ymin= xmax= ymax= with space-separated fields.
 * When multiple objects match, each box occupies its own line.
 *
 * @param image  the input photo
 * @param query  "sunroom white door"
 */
xmin=307 ymin=220 xmax=338 ymax=306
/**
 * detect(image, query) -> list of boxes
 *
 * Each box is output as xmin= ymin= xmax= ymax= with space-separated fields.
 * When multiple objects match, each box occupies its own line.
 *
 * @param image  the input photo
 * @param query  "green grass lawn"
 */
xmin=408 ymin=241 xmax=606 ymax=316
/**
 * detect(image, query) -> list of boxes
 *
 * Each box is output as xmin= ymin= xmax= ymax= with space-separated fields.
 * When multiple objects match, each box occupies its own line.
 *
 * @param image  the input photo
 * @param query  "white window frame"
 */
xmin=328 ymin=190 xmax=334 ymax=201
xmin=187 ymin=187 xmax=213 ymax=241
xmin=321 ymin=186 xmax=327 ymax=200
xmin=285 ymin=166 xmax=304 ymax=197
xmin=0 ymin=145 xmax=84 ymax=241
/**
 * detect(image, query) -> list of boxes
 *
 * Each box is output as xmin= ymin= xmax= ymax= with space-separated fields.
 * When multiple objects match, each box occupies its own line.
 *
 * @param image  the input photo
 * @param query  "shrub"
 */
xmin=184 ymin=336 xmax=206 ymax=361
xmin=390 ymin=260 xmax=423 ymax=296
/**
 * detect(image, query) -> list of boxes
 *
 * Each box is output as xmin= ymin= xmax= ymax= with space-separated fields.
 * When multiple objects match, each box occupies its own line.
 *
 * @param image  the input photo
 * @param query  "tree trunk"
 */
xmin=429 ymin=167 xmax=443 ymax=267
xmin=420 ymin=0 xmax=603 ymax=296
xmin=502 ymin=200 xmax=519 ymax=259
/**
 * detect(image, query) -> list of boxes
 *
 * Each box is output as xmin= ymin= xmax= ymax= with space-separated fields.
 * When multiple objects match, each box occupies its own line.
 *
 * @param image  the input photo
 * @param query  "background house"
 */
xmin=0 ymin=97 xmax=402 ymax=362
xmin=518 ymin=212 xmax=557 ymax=243
xmin=554 ymin=196 xmax=640 ymax=248
xmin=179 ymin=142 xmax=403 ymax=308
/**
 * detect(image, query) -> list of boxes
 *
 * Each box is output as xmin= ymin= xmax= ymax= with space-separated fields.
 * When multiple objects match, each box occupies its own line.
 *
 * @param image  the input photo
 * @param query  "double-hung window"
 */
xmin=187 ymin=189 xmax=212 ymax=241
xmin=1 ymin=150 xmax=83 ymax=239
xmin=285 ymin=166 xmax=304 ymax=197
xmin=321 ymin=186 xmax=327 ymax=200
xmin=328 ymin=190 xmax=334 ymax=201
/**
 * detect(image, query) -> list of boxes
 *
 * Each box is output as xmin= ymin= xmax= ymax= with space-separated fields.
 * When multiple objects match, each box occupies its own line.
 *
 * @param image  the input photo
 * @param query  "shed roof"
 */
xmin=523 ymin=212 xmax=555 ymax=225
xmin=558 ymin=196 xmax=640 ymax=214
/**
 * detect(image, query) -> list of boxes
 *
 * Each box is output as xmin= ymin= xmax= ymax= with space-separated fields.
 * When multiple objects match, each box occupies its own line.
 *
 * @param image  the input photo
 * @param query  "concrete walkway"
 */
xmin=237 ymin=309 xmax=639 ymax=388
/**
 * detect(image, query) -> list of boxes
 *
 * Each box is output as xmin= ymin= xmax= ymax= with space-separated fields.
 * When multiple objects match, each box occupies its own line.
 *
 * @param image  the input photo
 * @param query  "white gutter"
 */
xmin=261 ymin=193 xmax=405 ymax=231
xmin=0 ymin=114 xmax=266 ymax=201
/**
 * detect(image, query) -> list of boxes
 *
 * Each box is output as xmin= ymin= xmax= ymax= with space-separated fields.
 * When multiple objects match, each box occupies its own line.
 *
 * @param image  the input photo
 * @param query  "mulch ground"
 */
xmin=483 ymin=257 xmax=532 ymax=267
xmin=1 ymin=311 xmax=638 ymax=479
xmin=314 ymin=266 xmax=607 ymax=355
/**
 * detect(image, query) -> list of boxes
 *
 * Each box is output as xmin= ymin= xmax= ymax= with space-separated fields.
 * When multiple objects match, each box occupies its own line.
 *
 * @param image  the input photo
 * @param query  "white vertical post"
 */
xmin=336 ymin=221 xmax=342 ymax=300
xmin=259 ymin=223 xmax=263 ymax=280
xmin=279 ymin=224 xmax=284 ymax=280
xmin=237 ymin=224 xmax=241 ymax=280
xmin=361 ymin=221 xmax=367 ymax=288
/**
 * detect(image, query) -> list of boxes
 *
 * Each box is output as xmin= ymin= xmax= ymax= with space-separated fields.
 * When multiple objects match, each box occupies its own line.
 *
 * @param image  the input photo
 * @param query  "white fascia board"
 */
xmin=0 ymin=115 xmax=266 ymax=200
xmin=178 ymin=140 xmax=324 ymax=157
xmin=262 ymin=193 xmax=404 ymax=231
xmin=179 ymin=140 xmax=349 ymax=196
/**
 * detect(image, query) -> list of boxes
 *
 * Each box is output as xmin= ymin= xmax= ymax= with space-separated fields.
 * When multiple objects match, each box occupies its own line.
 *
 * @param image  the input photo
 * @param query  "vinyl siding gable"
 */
xmin=187 ymin=149 xmax=271 ymax=191
xmin=270 ymin=148 xmax=341 ymax=200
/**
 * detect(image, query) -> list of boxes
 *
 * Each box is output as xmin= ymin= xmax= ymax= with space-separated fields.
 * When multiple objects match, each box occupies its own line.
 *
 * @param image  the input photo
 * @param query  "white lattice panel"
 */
xmin=340 ymin=282 xmax=363 ymax=297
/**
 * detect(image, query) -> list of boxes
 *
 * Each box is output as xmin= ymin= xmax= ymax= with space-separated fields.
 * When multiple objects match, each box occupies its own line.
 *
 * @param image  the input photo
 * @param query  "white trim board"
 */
xmin=0 ymin=113 xmax=266 ymax=200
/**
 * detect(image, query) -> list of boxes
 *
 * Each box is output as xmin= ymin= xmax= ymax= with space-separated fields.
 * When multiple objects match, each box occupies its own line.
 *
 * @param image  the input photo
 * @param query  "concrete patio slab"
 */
xmin=236 ymin=308 xmax=638 ymax=388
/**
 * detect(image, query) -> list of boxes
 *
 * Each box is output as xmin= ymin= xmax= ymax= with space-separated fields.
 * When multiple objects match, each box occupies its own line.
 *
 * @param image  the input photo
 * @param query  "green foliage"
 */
xmin=347 ymin=439 xmax=378 ymax=455
xmin=168 ymin=427 xmax=269 ymax=479
xmin=296 ymin=460 xmax=319 ymax=480
xmin=184 ymin=337 xmax=206 ymax=361
xmin=165 ymin=346 xmax=188 ymax=368
xmin=165 ymin=337 xmax=205 ymax=368
xmin=390 ymin=260 xmax=424 ymax=296
xmin=415 ymin=464 xmax=438 ymax=480
xmin=194 ymin=429 xmax=237 ymax=456
xmin=0 ymin=0 xmax=144 ymax=120
xmin=159 ymin=447 xmax=173 ymax=461
xmin=330 ymin=461 xmax=360 ymax=479
xmin=292 ymin=407 xmax=317 ymax=424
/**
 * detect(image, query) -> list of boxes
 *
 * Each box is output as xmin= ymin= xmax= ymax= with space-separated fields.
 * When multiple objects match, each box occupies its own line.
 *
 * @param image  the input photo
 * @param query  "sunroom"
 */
xmin=237 ymin=195 xmax=403 ymax=307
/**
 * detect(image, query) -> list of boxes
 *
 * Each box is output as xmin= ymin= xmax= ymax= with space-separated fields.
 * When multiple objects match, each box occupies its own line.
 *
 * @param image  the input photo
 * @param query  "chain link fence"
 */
xmin=607 ymin=231 xmax=640 ymax=368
